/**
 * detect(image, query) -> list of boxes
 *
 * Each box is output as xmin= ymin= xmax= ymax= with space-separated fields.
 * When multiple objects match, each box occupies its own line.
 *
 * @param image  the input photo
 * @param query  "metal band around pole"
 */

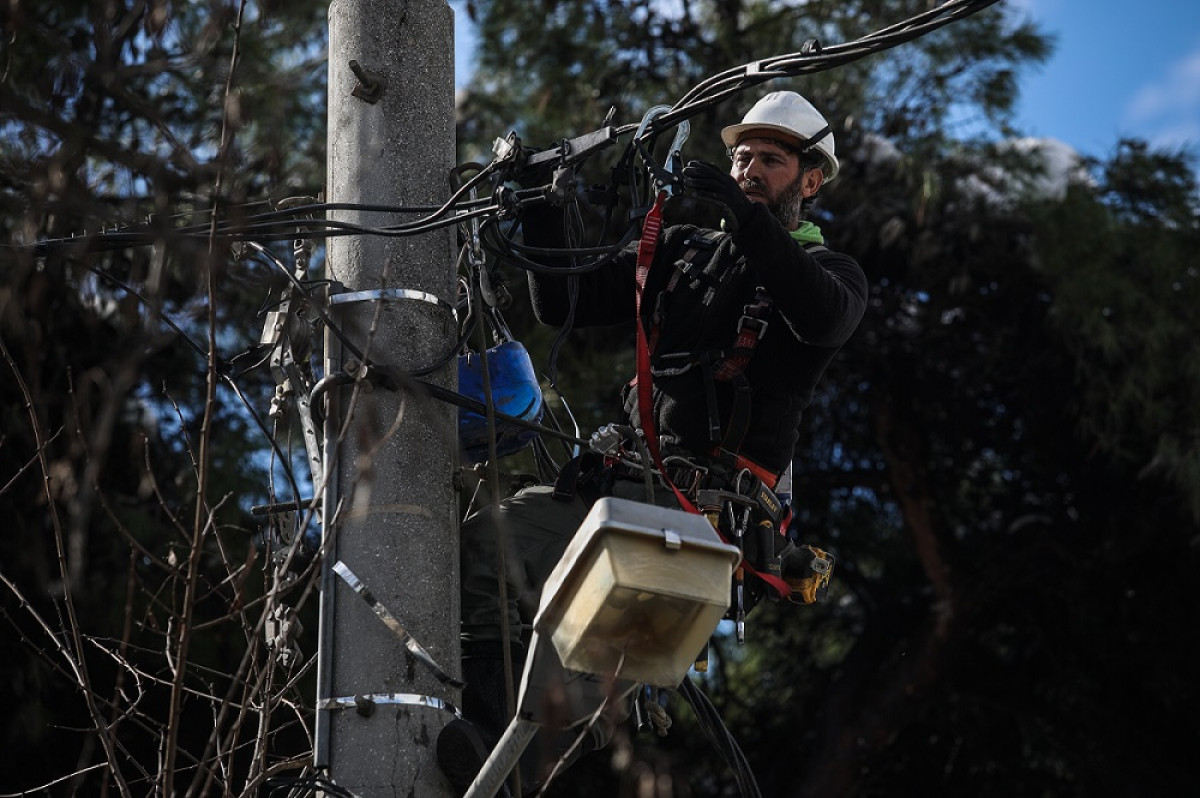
xmin=320 ymin=693 xmax=462 ymax=717
xmin=329 ymin=287 xmax=458 ymax=321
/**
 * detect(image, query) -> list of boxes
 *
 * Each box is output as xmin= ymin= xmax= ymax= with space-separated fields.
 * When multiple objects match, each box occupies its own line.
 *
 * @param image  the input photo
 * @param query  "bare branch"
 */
xmin=0 ymin=335 xmax=134 ymax=798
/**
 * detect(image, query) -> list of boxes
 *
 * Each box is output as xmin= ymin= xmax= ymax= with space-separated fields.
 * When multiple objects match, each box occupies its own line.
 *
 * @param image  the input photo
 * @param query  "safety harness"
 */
xmin=644 ymin=224 xmax=829 ymax=460
xmin=632 ymin=194 xmax=795 ymax=599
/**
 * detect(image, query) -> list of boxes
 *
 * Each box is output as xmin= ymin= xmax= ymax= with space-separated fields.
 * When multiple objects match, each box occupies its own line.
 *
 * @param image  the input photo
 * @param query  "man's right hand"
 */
xmin=681 ymin=160 xmax=756 ymax=229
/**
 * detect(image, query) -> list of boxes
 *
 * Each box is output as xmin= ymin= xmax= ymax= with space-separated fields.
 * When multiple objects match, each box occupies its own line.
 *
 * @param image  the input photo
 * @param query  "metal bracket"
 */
xmin=265 ymin=604 xmax=304 ymax=667
xmin=520 ymin=126 xmax=620 ymax=171
xmin=348 ymin=59 xmax=385 ymax=104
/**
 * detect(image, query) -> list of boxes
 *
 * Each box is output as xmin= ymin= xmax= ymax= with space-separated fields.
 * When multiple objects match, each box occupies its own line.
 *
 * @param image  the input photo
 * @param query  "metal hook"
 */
xmin=634 ymin=105 xmax=691 ymax=195
xmin=663 ymin=120 xmax=691 ymax=193
xmin=633 ymin=104 xmax=672 ymax=141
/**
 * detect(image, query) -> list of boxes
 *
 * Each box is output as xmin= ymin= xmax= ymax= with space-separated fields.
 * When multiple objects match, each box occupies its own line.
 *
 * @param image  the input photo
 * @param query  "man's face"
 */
xmin=730 ymin=136 xmax=824 ymax=228
xmin=730 ymin=137 xmax=802 ymax=204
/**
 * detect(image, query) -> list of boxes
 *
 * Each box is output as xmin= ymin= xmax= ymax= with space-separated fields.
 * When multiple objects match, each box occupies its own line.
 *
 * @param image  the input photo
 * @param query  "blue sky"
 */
xmin=451 ymin=0 xmax=1200 ymax=165
xmin=1011 ymin=0 xmax=1200 ymax=162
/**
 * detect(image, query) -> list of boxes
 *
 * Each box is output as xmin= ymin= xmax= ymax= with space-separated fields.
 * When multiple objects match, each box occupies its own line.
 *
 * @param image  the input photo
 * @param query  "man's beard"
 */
xmin=740 ymin=173 xmax=807 ymax=229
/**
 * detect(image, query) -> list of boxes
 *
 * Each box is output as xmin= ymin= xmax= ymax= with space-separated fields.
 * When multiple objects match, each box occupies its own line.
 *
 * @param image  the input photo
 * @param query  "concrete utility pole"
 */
xmin=319 ymin=1 xmax=458 ymax=795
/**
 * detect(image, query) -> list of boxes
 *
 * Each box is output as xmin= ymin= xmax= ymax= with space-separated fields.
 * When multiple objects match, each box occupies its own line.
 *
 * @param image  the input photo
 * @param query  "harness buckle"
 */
xmin=674 ymin=465 xmax=707 ymax=498
xmin=736 ymin=313 xmax=768 ymax=340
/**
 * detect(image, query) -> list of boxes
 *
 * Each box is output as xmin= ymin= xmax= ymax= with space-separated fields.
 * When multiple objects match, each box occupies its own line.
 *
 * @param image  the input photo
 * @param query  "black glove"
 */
xmin=681 ymin=160 xmax=755 ymax=229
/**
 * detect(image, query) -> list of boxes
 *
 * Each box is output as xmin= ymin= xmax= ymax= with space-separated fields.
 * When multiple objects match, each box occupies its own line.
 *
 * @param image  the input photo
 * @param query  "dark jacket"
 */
xmin=524 ymin=200 xmax=867 ymax=475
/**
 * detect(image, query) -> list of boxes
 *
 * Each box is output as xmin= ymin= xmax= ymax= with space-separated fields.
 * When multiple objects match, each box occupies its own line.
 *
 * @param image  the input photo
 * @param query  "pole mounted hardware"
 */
xmin=348 ymin=59 xmax=385 ymax=104
xmin=332 ymin=561 xmax=465 ymax=688
xmin=319 ymin=693 xmax=462 ymax=718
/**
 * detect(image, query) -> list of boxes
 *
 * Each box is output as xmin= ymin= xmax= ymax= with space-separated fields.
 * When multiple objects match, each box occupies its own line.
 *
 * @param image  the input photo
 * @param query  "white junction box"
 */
xmin=534 ymin=497 xmax=742 ymax=687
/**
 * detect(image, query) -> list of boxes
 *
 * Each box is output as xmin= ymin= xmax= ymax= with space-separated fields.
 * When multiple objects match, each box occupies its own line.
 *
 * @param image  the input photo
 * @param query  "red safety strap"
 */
xmin=713 ymin=447 xmax=780 ymax=490
xmin=711 ymin=290 xmax=771 ymax=382
xmin=634 ymin=194 xmax=684 ymax=499
xmin=634 ymin=193 xmax=791 ymax=599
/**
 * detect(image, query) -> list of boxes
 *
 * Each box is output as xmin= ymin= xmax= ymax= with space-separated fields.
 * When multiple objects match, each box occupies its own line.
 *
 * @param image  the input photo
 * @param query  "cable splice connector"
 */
xmin=588 ymin=423 xmax=626 ymax=457
xmin=493 ymin=185 xmax=521 ymax=219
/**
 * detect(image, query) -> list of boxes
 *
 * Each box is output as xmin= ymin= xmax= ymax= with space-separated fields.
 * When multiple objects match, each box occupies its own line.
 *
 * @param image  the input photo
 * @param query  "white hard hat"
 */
xmin=721 ymin=91 xmax=839 ymax=182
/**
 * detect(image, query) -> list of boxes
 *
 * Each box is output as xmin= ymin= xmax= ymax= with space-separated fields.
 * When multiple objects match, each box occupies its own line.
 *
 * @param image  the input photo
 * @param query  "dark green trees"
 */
xmin=2 ymin=1 xmax=328 ymax=793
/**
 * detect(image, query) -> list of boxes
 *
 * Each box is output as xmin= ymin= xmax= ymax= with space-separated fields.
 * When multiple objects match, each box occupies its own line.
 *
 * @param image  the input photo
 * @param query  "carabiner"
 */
xmin=633 ymin=105 xmax=691 ymax=195
xmin=633 ymin=104 xmax=672 ymax=142
xmin=662 ymin=120 xmax=691 ymax=195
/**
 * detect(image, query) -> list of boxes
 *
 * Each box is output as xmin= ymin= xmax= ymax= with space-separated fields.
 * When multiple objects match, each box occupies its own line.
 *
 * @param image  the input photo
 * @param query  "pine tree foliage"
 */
xmin=1 ymin=1 xmax=329 ymax=793
xmin=1036 ymin=140 xmax=1200 ymax=521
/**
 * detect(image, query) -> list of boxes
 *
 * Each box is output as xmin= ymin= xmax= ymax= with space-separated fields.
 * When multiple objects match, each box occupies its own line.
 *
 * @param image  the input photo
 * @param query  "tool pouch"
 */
xmin=779 ymin=542 xmax=835 ymax=604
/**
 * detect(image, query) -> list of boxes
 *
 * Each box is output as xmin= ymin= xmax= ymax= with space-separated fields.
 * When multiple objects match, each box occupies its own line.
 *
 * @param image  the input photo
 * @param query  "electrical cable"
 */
xmin=17 ymin=0 xmax=1001 ymax=267
xmin=680 ymin=676 xmax=763 ymax=798
xmin=651 ymin=0 xmax=1001 ymax=135
xmin=263 ymin=772 xmax=357 ymax=797
xmin=25 ymin=196 xmax=507 ymax=255
xmin=82 ymin=259 xmax=312 ymax=518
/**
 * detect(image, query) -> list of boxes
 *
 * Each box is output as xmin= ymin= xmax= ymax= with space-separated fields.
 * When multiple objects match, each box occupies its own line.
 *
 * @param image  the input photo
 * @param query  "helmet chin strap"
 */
xmin=794 ymin=123 xmax=832 ymax=151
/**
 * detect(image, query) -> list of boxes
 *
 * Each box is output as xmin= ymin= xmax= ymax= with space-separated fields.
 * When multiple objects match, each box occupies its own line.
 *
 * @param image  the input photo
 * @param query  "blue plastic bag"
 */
xmin=458 ymin=341 xmax=544 ymax=462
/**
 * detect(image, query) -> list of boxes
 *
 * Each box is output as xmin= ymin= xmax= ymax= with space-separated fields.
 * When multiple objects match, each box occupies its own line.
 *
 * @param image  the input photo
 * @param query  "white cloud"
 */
xmin=956 ymin=137 xmax=1089 ymax=208
xmin=1123 ymin=40 xmax=1200 ymax=151
xmin=1007 ymin=137 xmax=1087 ymax=199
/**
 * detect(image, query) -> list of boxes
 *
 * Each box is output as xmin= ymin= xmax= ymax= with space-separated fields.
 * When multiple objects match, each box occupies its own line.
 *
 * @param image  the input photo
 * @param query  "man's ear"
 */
xmin=801 ymin=168 xmax=824 ymax=198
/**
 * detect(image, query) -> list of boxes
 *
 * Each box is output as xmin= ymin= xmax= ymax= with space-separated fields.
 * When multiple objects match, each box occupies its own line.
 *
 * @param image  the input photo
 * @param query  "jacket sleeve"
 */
xmin=522 ymin=204 xmax=639 ymax=328
xmin=732 ymin=203 xmax=868 ymax=348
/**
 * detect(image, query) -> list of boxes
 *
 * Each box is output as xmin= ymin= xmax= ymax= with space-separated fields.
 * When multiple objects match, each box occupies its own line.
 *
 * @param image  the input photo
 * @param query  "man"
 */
xmin=438 ymin=90 xmax=867 ymax=795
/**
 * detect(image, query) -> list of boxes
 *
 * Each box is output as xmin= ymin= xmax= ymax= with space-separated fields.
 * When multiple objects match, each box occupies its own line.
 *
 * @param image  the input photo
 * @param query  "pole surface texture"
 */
xmin=322 ymin=0 xmax=458 ymax=794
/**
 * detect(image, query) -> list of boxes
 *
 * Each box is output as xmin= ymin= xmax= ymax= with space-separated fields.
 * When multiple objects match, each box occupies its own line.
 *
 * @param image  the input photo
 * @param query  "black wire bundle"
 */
xmin=263 ymin=772 xmax=358 ymax=797
xmin=26 ymin=162 xmax=514 ymax=256
xmin=649 ymin=0 xmax=1002 ymax=136
xmin=680 ymin=675 xmax=763 ymax=798
xmin=19 ymin=0 xmax=1001 ymax=266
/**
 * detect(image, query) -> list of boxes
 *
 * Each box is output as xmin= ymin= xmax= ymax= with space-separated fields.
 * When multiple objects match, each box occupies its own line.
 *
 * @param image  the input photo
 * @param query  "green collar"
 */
xmin=790 ymin=221 xmax=824 ymax=245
